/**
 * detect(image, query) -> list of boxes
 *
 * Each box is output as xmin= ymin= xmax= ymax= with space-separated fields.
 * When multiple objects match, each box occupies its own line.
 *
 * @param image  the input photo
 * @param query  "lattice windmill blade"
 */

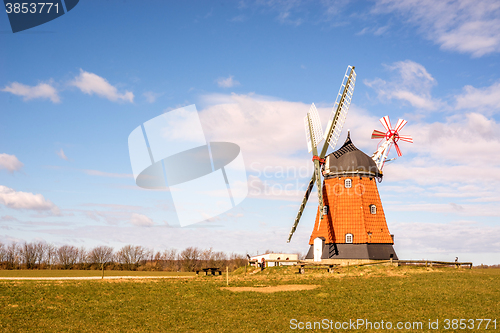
xmin=323 ymin=66 xmax=356 ymax=152
xmin=294 ymin=111 xmax=325 ymax=241
xmin=380 ymin=116 xmax=392 ymax=132
xmin=304 ymin=116 xmax=313 ymax=153
xmin=304 ymin=103 xmax=324 ymax=153
xmin=394 ymin=119 xmax=408 ymax=133
xmin=287 ymin=172 xmax=316 ymax=243
xmin=288 ymin=65 xmax=356 ymax=243
xmin=310 ymin=103 xmax=324 ymax=145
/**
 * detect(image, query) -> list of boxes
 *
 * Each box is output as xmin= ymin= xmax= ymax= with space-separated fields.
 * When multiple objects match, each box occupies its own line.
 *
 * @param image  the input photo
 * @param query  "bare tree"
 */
xmin=200 ymin=247 xmax=213 ymax=269
xmin=180 ymin=247 xmax=200 ymax=271
xmin=0 ymin=242 xmax=250 ymax=272
xmin=89 ymin=246 xmax=114 ymax=267
xmin=214 ymin=250 xmax=228 ymax=269
xmin=19 ymin=242 xmax=37 ymax=269
xmin=0 ymin=242 xmax=5 ymax=263
xmin=57 ymin=245 xmax=79 ymax=269
xmin=5 ymin=243 xmax=19 ymax=269
xmin=153 ymin=250 xmax=164 ymax=262
xmin=116 ymin=245 xmax=147 ymax=270
xmin=199 ymin=248 xmax=226 ymax=269
xmin=77 ymin=246 xmax=88 ymax=268
xmin=228 ymin=252 xmax=246 ymax=271
xmin=44 ymin=243 xmax=57 ymax=268
xmin=163 ymin=248 xmax=178 ymax=271
xmin=147 ymin=250 xmax=165 ymax=271
xmin=34 ymin=241 xmax=47 ymax=267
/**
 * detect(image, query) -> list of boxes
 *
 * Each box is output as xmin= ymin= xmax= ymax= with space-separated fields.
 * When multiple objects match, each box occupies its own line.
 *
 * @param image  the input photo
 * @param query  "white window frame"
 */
xmin=344 ymin=178 xmax=352 ymax=189
xmin=345 ymin=233 xmax=353 ymax=243
xmin=370 ymin=204 xmax=377 ymax=215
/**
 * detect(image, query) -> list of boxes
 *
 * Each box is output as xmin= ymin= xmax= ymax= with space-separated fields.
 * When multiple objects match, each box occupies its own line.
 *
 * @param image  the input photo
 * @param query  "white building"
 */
xmin=250 ymin=253 xmax=298 ymax=267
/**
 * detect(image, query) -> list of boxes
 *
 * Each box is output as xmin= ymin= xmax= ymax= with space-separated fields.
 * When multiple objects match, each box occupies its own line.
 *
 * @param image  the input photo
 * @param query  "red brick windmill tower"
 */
xmin=287 ymin=66 xmax=412 ymax=261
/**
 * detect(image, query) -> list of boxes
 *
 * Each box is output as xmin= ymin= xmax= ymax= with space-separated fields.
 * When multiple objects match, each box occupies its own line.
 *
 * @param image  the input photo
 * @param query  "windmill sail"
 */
xmin=287 ymin=173 xmax=316 ymax=243
xmin=287 ymin=66 xmax=356 ymax=243
xmin=324 ymin=66 xmax=356 ymax=152
xmin=304 ymin=103 xmax=324 ymax=152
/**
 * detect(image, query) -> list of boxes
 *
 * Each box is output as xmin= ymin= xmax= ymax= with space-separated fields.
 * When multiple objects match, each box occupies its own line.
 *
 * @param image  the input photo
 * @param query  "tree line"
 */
xmin=0 ymin=241 xmax=247 ymax=272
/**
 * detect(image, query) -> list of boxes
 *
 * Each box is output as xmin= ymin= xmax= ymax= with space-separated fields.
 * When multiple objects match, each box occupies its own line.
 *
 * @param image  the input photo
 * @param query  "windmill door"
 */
xmin=313 ymin=237 xmax=324 ymax=261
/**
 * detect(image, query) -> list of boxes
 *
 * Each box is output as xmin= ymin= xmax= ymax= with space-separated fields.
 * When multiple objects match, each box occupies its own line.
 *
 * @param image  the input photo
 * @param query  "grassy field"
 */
xmin=0 ymin=265 xmax=499 ymax=332
xmin=0 ymin=270 xmax=194 ymax=278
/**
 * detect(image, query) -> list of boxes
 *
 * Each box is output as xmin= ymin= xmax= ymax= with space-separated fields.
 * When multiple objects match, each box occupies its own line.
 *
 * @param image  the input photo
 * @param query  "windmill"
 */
xmin=371 ymin=116 xmax=413 ymax=171
xmin=287 ymin=65 xmax=356 ymax=243
xmin=287 ymin=69 xmax=408 ymax=262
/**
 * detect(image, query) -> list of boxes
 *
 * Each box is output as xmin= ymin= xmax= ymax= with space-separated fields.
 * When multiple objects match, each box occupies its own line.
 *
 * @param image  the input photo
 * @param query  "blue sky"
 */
xmin=1 ymin=0 xmax=500 ymax=264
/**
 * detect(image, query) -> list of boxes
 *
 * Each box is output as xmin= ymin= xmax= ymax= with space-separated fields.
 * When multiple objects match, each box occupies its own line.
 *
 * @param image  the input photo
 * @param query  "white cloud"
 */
xmin=1 ymin=82 xmax=60 ymax=103
xmin=455 ymin=81 xmax=500 ymax=114
xmin=143 ymin=91 xmax=163 ymax=103
xmin=56 ymin=149 xmax=69 ymax=161
xmin=372 ymin=0 xmax=500 ymax=57
xmin=130 ymin=213 xmax=154 ymax=227
xmin=276 ymin=10 xmax=302 ymax=26
xmin=0 ymin=154 xmax=23 ymax=173
xmin=216 ymin=75 xmax=240 ymax=88
xmin=392 ymin=220 xmax=500 ymax=254
xmin=364 ymin=60 xmax=443 ymax=110
xmin=230 ymin=15 xmax=246 ymax=22
xmin=82 ymin=169 xmax=133 ymax=178
xmin=0 ymin=185 xmax=59 ymax=215
xmin=82 ymin=210 xmax=131 ymax=225
xmin=247 ymin=0 xmax=350 ymax=25
xmin=0 ymin=215 xmax=18 ymax=222
xmin=396 ymin=113 xmax=500 ymax=168
xmin=199 ymin=92 xmax=310 ymax=167
xmin=197 ymin=92 xmax=381 ymax=202
xmin=78 ymin=205 xmax=144 ymax=225
xmin=252 ymin=0 xmax=304 ymax=25
xmin=356 ymin=25 xmax=389 ymax=36
xmin=198 ymin=87 xmax=500 ymax=223
xmin=373 ymin=111 xmax=500 ymax=219
xmin=196 ymin=87 xmax=500 ymax=223
xmin=70 ymin=69 xmax=134 ymax=103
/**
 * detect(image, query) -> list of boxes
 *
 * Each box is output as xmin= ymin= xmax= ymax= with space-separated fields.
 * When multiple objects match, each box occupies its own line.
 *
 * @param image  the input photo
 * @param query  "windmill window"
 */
xmin=345 ymin=233 xmax=353 ymax=244
xmin=370 ymin=205 xmax=377 ymax=214
xmin=344 ymin=178 xmax=352 ymax=188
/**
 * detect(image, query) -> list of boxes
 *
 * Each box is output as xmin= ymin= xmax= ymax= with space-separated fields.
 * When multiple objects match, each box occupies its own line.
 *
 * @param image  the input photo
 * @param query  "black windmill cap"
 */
xmin=332 ymin=131 xmax=359 ymax=159
xmin=326 ymin=131 xmax=382 ymax=178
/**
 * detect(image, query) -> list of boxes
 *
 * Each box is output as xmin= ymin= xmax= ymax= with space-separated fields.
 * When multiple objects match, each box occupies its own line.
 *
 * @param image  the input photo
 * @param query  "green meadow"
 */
xmin=0 ymin=266 xmax=498 ymax=332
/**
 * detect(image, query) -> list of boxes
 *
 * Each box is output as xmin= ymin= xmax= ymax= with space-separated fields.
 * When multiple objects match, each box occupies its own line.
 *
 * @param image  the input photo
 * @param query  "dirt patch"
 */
xmin=221 ymin=284 xmax=320 ymax=293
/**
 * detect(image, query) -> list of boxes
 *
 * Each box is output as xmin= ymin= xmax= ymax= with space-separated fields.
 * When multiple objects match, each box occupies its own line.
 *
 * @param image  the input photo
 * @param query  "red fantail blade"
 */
xmin=371 ymin=129 xmax=386 ymax=139
xmin=398 ymin=135 xmax=413 ymax=143
xmin=394 ymin=142 xmax=402 ymax=157
xmin=380 ymin=116 xmax=392 ymax=132
xmin=394 ymin=119 xmax=407 ymax=133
